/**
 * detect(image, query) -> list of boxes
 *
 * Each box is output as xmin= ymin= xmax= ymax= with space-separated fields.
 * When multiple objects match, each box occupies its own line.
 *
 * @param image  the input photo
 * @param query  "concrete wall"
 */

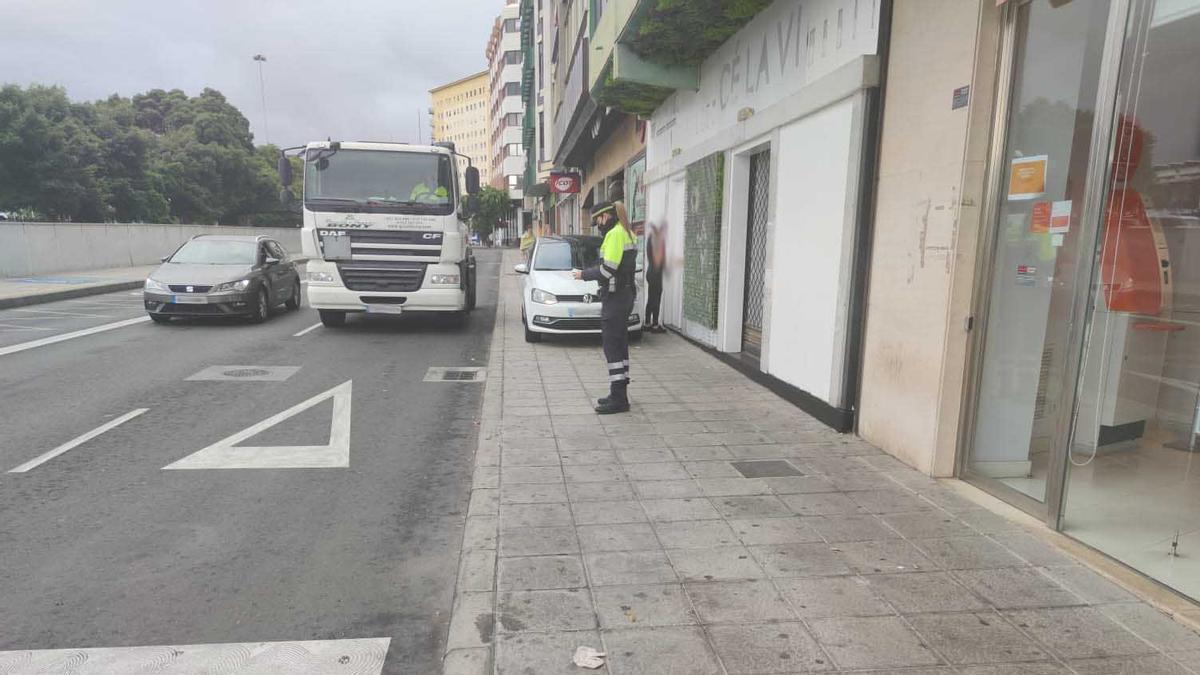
xmin=857 ymin=0 xmax=1001 ymax=475
xmin=0 ymin=223 xmax=302 ymax=278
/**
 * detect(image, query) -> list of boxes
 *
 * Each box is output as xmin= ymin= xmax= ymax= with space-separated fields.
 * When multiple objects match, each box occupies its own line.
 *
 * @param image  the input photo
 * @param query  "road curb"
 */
xmin=0 ymin=280 xmax=144 ymax=310
xmin=443 ymin=252 xmax=511 ymax=675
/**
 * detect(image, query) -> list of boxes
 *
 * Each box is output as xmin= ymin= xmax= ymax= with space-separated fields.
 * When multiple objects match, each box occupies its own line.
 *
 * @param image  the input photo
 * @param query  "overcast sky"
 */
xmin=0 ymin=0 xmax=501 ymax=147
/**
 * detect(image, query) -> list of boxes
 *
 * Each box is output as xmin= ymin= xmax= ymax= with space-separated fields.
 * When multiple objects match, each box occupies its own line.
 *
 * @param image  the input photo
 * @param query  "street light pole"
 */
xmin=253 ymin=54 xmax=270 ymax=145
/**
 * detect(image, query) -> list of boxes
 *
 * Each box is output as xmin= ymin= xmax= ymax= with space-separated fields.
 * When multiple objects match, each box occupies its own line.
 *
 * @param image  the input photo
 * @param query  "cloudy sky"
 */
xmin=0 ymin=0 xmax=501 ymax=147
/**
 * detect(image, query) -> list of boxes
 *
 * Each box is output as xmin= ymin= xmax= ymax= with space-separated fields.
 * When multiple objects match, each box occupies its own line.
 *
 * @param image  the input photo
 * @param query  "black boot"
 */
xmin=595 ymin=398 xmax=630 ymax=414
xmin=596 ymin=383 xmax=630 ymax=414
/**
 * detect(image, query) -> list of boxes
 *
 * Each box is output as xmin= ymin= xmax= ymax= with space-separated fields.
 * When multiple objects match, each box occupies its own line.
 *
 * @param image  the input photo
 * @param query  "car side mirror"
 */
xmin=278 ymin=154 xmax=294 ymax=186
xmin=265 ymin=256 xmax=281 ymax=266
xmin=514 ymin=263 xmax=529 ymax=274
xmin=160 ymin=255 xmax=170 ymax=263
xmin=465 ymin=166 xmax=480 ymax=195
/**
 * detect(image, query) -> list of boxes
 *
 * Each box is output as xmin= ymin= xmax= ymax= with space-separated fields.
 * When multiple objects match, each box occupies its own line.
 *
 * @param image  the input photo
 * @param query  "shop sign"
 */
xmin=550 ymin=172 xmax=581 ymax=194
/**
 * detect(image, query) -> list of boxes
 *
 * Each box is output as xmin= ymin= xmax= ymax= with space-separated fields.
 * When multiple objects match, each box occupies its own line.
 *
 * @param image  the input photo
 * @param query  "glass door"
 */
xmin=1062 ymin=0 xmax=1200 ymax=602
xmin=963 ymin=0 xmax=1115 ymax=510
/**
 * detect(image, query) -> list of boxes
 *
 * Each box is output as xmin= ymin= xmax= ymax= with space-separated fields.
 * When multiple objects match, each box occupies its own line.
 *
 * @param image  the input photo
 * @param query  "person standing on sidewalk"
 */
xmin=643 ymin=221 xmax=666 ymax=333
xmin=574 ymin=201 xmax=637 ymax=414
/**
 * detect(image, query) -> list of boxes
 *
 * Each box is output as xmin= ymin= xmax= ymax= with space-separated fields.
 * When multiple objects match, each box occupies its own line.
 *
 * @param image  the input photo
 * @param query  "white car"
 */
xmin=516 ymin=235 xmax=641 ymax=343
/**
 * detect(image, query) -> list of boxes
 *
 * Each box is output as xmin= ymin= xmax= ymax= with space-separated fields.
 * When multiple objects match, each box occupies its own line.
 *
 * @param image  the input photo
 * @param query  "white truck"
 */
xmin=278 ymin=140 xmax=480 ymax=327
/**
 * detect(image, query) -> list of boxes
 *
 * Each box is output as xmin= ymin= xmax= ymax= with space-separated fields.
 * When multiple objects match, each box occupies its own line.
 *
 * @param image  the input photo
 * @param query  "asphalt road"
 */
xmin=0 ymin=249 xmax=502 ymax=673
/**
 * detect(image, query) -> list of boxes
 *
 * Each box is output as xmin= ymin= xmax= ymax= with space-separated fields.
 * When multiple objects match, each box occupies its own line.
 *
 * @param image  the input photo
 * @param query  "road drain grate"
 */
xmin=424 ymin=367 xmax=487 ymax=383
xmin=223 ymin=368 xmax=271 ymax=378
xmin=730 ymin=460 xmax=804 ymax=478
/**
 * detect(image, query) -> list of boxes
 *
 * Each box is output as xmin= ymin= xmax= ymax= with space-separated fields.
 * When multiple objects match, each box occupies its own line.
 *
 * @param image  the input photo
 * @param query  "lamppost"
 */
xmin=252 ymin=54 xmax=270 ymax=145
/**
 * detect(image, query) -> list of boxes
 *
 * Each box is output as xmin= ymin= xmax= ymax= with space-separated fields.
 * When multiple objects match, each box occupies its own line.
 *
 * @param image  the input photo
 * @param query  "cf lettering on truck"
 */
xmin=276 ymin=140 xmax=481 ymax=327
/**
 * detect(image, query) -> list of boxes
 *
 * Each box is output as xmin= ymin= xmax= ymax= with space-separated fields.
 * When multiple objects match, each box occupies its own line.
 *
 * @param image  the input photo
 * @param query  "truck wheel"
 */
xmin=319 ymin=310 xmax=347 ymax=327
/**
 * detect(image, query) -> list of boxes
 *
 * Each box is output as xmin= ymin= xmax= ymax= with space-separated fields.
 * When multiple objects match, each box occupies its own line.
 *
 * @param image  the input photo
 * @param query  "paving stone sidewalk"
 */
xmin=444 ymin=251 xmax=1200 ymax=674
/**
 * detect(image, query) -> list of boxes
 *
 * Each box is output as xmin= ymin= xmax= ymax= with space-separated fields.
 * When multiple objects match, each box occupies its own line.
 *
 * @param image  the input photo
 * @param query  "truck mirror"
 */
xmin=278 ymin=155 xmax=293 ymax=186
xmin=279 ymin=188 xmax=294 ymax=206
xmin=465 ymin=166 xmax=480 ymax=195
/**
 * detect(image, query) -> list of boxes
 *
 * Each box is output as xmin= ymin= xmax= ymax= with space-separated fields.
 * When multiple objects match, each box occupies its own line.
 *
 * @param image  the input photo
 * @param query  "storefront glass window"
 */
xmin=1062 ymin=0 xmax=1200 ymax=601
xmin=966 ymin=0 xmax=1113 ymax=503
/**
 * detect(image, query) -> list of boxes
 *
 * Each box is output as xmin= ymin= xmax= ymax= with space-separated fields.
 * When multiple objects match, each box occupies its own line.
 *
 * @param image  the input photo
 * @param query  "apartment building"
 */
xmin=429 ymin=70 xmax=490 ymax=188
xmin=486 ymin=0 xmax=526 ymax=202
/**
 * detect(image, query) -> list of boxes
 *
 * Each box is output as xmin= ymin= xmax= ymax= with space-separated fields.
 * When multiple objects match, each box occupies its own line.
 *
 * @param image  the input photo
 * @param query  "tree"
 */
xmin=471 ymin=186 xmax=511 ymax=238
xmin=0 ymin=84 xmax=292 ymax=225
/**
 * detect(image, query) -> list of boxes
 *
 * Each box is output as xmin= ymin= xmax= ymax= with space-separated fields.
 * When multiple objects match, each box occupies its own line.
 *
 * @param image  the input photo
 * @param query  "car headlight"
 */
xmin=212 ymin=279 xmax=252 ymax=293
xmin=531 ymin=288 xmax=557 ymax=305
xmin=144 ymin=278 xmax=169 ymax=292
xmin=307 ymin=270 xmax=336 ymax=283
xmin=430 ymin=273 xmax=461 ymax=285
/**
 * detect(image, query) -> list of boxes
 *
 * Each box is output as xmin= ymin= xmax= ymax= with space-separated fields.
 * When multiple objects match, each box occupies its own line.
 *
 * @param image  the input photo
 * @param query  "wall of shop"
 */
xmin=856 ymin=0 xmax=1001 ymax=474
xmin=579 ymin=115 xmax=644 ymax=219
xmin=645 ymin=0 xmax=881 ymax=416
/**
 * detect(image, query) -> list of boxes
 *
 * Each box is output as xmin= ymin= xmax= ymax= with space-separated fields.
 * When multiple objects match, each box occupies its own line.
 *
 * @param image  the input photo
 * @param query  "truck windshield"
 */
xmin=304 ymin=149 xmax=454 ymax=215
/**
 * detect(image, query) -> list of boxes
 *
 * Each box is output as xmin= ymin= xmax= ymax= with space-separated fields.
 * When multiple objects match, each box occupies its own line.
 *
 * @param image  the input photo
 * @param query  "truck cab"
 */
xmin=281 ymin=140 xmax=480 ymax=326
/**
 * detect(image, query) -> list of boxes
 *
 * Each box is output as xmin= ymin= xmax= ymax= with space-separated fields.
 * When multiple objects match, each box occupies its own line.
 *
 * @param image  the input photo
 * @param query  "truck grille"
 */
xmin=318 ymin=229 xmax=442 ymax=260
xmin=337 ymin=261 xmax=425 ymax=292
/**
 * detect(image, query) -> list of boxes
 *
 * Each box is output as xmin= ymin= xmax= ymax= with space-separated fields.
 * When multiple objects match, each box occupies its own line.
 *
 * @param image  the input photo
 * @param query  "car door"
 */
xmin=263 ymin=241 xmax=291 ymax=302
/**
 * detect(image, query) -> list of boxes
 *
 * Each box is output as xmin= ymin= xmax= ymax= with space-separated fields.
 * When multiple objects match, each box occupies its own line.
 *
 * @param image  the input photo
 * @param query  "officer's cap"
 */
xmin=591 ymin=202 xmax=615 ymax=218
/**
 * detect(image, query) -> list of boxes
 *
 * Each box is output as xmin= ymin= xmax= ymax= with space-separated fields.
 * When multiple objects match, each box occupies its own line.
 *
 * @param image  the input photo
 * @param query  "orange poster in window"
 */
xmin=1031 ymin=201 xmax=1051 ymax=233
xmin=1008 ymin=155 xmax=1047 ymax=201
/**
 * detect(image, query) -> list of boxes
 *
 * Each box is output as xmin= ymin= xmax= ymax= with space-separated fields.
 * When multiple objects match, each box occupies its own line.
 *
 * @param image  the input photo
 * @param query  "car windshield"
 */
xmin=533 ymin=241 xmax=600 ymax=271
xmin=304 ymin=148 xmax=453 ymax=215
xmin=169 ymin=239 xmax=257 ymax=265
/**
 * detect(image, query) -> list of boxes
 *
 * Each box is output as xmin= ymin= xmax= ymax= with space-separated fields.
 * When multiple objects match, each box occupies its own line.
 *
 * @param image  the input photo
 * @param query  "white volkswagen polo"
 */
xmin=515 ymin=235 xmax=642 ymax=343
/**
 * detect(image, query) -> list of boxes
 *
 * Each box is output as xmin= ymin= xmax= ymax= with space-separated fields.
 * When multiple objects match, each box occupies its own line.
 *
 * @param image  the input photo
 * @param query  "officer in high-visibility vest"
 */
xmin=409 ymin=178 xmax=448 ymax=203
xmin=573 ymin=201 xmax=637 ymax=414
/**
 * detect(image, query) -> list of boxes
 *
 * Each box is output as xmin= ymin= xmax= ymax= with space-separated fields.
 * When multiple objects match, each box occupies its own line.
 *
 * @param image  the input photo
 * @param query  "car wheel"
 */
xmin=250 ymin=287 xmax=270 ymax=323
xmin=319 ymin=309 xmax=347 ymax=327
xmin=285 ymin=278 xmax=301 ymax=310
xmin=148 ymin=313 xmax=170 ymax=324
xmin=524 ymin=318 xmax=542 ymax=343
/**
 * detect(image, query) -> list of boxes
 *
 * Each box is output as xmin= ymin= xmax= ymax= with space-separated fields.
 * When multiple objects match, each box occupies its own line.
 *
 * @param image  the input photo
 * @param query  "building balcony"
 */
xmin=587 ymin=0 xmax=772 ymax=116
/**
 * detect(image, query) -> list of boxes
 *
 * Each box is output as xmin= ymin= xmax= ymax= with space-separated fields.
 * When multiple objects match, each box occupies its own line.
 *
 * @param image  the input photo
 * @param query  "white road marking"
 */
xmin=10 ymin=307 xmax=113 ymax=319
xmin=293 ymin=322 xmax=322 ymax=337
xmin=164 ymin=380 xmax=352 ymax=470
xmin=0 ymin=316 xmax=150 ymax=358
xmin=9 ymin=409 xmax=148 ymax=473
xmin=0 ymin=638 xmax=390 ymax=674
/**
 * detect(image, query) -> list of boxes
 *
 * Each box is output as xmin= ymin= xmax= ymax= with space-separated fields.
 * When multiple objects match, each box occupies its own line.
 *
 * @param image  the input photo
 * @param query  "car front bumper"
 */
xmin=144 ymin=290 xmax=256 ymax=317
xmin=526 ymin=303 xmax=641 ymax=335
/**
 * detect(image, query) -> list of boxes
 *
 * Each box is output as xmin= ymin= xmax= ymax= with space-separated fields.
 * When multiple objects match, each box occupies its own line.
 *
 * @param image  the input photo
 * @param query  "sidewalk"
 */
xmin=444 ymin=250 xmax=1200 ymax=674
xmin=0 ymin=265 xmax=155 ymax=309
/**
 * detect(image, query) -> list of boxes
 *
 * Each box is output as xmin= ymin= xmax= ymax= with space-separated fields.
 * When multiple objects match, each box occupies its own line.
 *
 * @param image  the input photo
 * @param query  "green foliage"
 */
xmin=627 ymin=0 xmax=773 ymax=65
xmin=593 ymin=73 xmax=674 ymax=118
xmin=683 ymin=152 xmax=724 ymax=329
xmin=470 ymin=186 xmax=511 ymax=237
xmin=0 ymin=84 xmax=295 ymax=225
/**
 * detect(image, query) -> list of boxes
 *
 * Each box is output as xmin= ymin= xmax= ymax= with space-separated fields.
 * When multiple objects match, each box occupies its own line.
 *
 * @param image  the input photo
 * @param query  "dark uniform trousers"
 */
xmin=601 ymin=287 xmax=635 ymax=403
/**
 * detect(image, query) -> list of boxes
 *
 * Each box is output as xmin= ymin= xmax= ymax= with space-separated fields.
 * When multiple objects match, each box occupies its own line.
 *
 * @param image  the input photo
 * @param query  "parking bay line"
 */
xmin=293 ymin=322 xmax=322 ymax=337
xmin=0 ymin=315 xmax=150 ymax=357
xmin=9 ymin=409 xmax=148 ymax=473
